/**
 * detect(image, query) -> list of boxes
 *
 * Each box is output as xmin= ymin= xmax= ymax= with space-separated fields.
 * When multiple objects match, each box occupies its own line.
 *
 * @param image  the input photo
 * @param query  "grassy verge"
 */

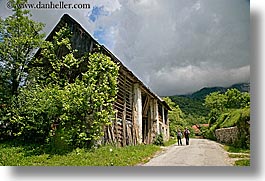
xmin=234 ymin=159 xmax=250 ymax=166
xmin=223 ymin=145 xmax=250 ymax=154
xmin=223 ymin=145 xmax=250 ymax=166
xmin=228 ymin=153 xmax=250 ymax=159
xmin=164 ymin=138 xmax=177 ymax=146
xmin=0 ymin=142 xmax=161 ymax=166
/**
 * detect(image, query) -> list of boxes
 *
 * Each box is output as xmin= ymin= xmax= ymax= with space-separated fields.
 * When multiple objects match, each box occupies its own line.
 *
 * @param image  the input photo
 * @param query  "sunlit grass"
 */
xmin=223 ymin=145 xmax=250 ymax=154
xmin=234 ymin=159 xmax=250 ymax=166
xmin=0 ymin=142 xmax=161 ymax=166
xmin=228 ymin=153 xmax=250 ymax=159
xmin=223 ymin=145 xmax=250 ymax=166
xmin=164 ymin=138 xmax=177 ymax=146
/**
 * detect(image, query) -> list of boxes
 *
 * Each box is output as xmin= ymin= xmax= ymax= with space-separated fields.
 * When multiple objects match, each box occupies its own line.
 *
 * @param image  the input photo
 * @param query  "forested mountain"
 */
xmin=168 ymin=83 xmax=250 ymax=117
xmin=179 ymin=83 xmax=250 ymax=100
xmin=169 ymin=96 xmax=209 ymax=117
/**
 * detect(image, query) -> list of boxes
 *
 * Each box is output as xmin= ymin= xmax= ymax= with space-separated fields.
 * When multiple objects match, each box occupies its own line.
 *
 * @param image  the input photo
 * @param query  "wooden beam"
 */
xmin=143 ymin=96 xmax=150 ymax=116
xmin=122 ymin=76 xmax=127 ymax=146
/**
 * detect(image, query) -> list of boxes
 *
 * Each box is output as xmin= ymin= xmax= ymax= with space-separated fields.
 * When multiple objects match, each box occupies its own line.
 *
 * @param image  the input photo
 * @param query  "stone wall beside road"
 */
xmin=215 ymin=126 xmax=239 ymax=144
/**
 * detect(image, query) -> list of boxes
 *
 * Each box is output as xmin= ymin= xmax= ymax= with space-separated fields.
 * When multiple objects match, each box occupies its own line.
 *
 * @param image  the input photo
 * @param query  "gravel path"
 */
xmin=143 ymin=138 xmax=233 ymax=166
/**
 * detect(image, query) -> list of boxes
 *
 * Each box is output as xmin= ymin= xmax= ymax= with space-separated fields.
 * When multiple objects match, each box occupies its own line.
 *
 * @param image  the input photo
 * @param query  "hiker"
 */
xmin=184 ymin=127 xmax=190 ymax=145
xmin=176 ymin=130 xmax=182 ymax=146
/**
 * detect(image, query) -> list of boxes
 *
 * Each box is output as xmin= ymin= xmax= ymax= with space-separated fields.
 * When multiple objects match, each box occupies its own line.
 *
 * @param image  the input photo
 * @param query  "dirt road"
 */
xmin=143 ymin=138 xmax=233 ymax=166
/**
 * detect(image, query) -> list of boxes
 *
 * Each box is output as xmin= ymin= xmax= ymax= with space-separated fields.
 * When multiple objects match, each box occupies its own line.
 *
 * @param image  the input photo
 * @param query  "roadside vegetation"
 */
xmin=203 ymin=89 xmax=250 ymax=166
xmin=223 ymin=145 xmax=250 ymax=166
xmin=152 ymin=133 xmax=177 ymax=147
xmin=202 ymin=89 xmax=250 ymax=149
xmin=167 ymin=88 xmax=250 ymax=166
xmin=164 ymin=138 xmax=178 ymax=147
xmin=0 ymin=141 xmax=161 ymax=166
xmin=0 ymin=132 xmax=176 ymax=166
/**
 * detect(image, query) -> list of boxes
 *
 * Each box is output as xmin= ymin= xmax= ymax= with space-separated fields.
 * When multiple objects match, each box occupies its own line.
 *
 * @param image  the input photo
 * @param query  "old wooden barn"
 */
xmin=43 ymin=14 xmax=171 ymax=146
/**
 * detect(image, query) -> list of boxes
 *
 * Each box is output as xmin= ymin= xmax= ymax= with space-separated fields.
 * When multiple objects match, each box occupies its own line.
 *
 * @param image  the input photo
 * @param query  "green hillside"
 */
xmin=169 ymin=83 xmax=250 ymax=117
xmin=169 ymin=96 xmax=209 ymax=117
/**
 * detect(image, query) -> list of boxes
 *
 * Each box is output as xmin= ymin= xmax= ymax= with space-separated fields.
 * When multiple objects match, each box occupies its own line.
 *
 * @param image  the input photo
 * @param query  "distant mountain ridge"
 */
xmin=169 ymin=83 xmax=250 ymax=117
xmin=178 ymin=83 xmax=250 ymax=100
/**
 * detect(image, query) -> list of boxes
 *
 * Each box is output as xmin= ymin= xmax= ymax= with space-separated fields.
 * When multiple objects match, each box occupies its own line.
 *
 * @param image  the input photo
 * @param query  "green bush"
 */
xmin=234 ymin=108 xmax=250 ymax=149
xmin=153 ymin=134 xmax=164 ymax=146
xmin=220 ymin=109 xmax=241 ymax=128
xmin=3 ymin=27 xmax=119 ymax=149
xmin=12 ymin=60 xmax=118 ymax=148
xmin=202 ymin=129 xmax=216 ymax=140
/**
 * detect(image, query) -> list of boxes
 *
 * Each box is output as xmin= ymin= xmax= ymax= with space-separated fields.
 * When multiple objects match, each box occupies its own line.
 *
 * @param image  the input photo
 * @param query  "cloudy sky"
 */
xmin=0 ymin=0 xmax=250 ymax=96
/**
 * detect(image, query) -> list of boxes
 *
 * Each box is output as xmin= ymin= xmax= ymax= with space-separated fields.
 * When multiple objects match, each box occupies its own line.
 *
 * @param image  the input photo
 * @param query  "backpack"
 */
xmin=177 ymin=132 xmax=182 ymax=137
xmin=185 ymin=129 xmax=190 ymax=136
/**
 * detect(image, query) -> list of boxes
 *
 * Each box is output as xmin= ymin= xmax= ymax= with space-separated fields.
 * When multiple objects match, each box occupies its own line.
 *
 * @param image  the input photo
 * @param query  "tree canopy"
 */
xmin=0 ymin=0 xmax=44 ymax=99
xmin=205 ymin=88 xmax=250 ymax=126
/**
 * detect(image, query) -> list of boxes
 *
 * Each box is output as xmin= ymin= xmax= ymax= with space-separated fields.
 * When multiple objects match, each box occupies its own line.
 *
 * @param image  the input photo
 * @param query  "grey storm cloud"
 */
xmin=97 ymin=0 xmax=250 ymax=96
xmin=0 ymin=0 xmax=250 ymax=96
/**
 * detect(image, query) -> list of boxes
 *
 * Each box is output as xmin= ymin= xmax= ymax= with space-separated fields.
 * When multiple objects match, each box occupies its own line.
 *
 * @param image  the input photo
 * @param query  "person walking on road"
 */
xmin=176 ymin=130 xmax=182 ymax=146
xmin=184 ymin=127 xmax=190 ymax=145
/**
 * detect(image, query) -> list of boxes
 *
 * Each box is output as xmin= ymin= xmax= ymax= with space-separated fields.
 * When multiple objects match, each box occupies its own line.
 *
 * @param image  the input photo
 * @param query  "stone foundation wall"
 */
xmin=215 ymin=126 xmax=239 ymax=144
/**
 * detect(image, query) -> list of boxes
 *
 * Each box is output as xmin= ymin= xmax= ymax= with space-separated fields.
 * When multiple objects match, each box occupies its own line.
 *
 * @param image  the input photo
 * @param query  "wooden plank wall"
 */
xmin=142 ymin=94 xmax=152 ymax=144
xmin=104 ymin=71 xmax=137 ymax=146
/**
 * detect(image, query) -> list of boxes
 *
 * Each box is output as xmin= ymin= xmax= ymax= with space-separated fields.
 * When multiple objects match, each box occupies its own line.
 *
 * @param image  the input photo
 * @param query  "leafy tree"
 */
xmin=0 ymin=0 xmax=44 ymax=99
xmin=163 ymin=97 xmax=186 ymax=136
xmin=205 ymin=89 xmax=250 ymax=112
xmin=205 ymin=89 xmax=250 ymax=124
xmin=183 ymin=114 xmax=207 ymax=126
xmin=0 ymin=0 xmax=44 ymax=139
xmin=225 ymin=88 xmax=241 ymax=108
xmin=204 ymin=91 xmax=227 ymax=126
xmin=225 ymin=88 xmax=250 ymax=109
xmin=240 ymin=92 xmax=250 ymax=108
xmin=0 ymin=2 xmax=119 ymax=149
xmin=204 ymin=91 xmax=227 ymax=112
xmin=10 ymin=26 xmax=119 ymax=149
